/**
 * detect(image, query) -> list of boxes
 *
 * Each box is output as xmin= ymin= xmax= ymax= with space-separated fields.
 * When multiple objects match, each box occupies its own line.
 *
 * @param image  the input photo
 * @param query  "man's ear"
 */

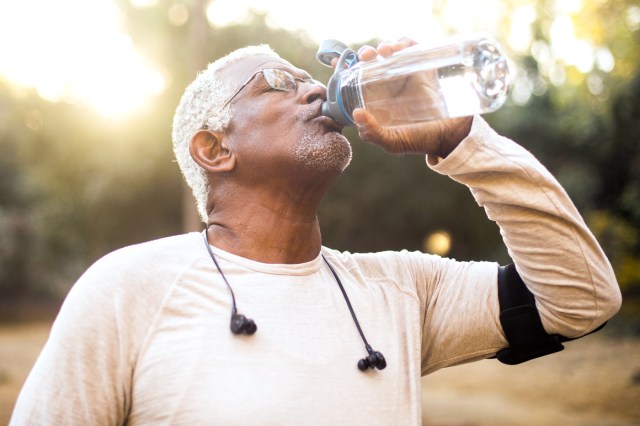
xmin=189 ymin=130 xmax=236 ymax=173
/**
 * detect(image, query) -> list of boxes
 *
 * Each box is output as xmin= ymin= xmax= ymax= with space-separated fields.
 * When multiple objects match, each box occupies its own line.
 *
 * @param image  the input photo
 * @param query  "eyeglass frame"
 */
xmin=220 ymin=68 xmax=321 ymax=111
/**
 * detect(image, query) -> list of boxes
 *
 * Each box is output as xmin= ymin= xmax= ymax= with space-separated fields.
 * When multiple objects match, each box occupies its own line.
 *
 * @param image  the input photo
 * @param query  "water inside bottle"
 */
xmin=345 ymin=39 xmax=509 ymax=127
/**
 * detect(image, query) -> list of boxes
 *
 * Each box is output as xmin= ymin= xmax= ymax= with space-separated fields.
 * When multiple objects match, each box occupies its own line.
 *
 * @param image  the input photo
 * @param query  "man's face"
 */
xmin=219 ymin=55 xmax=352 ymax=178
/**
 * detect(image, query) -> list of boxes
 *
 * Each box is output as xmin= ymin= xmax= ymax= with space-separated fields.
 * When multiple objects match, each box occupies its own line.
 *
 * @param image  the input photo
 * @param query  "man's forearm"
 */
xmin=427 ymin=116 xmax=622 ymax=338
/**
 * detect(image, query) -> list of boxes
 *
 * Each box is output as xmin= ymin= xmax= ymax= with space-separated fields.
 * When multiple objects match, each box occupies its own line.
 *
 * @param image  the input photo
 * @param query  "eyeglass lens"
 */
xmin=263 ymin=69 xmax=298 ymax=92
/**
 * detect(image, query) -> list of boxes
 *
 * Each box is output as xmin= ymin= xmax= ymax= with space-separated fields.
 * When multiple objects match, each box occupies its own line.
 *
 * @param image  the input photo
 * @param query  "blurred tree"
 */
xmin=0 ymin=0 xmax=638 ymax=326
xmin=0 ymin=85 xmax=34 ymax=300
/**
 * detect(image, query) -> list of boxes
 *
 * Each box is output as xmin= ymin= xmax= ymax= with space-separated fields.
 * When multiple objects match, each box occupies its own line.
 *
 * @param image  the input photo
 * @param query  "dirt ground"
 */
xmin=421 ymin=332 xmax=640 ymax=425
xmin=1 ymin=322 xmax=639 ymax=425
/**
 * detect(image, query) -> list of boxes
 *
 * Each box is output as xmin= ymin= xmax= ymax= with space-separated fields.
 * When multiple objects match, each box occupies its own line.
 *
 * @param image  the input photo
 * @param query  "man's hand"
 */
xmin=349 ymin=38 xmax=473 ymax=158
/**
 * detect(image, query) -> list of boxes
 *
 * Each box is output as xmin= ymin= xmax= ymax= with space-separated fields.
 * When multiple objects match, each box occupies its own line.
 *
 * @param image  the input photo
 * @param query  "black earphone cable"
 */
xmin=203 ymin=230 xmax=238 ymax=316
xmin=321 ymin=254 xmax=373 ymax=354
xmin=202 ymin=229 xmax=385 ymax=370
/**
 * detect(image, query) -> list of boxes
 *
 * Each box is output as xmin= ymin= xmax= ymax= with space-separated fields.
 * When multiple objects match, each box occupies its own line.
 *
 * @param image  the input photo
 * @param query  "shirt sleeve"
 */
xmin=426 ymin=115 xmax=622 ymax=339
xmin=9 ymin=245 xmax=178 ymax=426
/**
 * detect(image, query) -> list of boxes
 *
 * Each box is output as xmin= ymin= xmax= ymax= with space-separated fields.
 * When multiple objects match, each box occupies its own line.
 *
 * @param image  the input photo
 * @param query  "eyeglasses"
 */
xmin=220 ymin=68 xmax=320 ymax=110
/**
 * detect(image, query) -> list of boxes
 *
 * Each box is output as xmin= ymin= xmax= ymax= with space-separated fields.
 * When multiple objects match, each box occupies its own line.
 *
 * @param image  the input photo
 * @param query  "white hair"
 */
xmin=172 ymin=45 xmax=281 ymax=222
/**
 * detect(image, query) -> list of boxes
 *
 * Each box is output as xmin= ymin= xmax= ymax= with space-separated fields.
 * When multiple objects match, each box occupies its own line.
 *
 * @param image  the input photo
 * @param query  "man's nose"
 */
xmin=300 ymin=81 xmax=327 ymax=104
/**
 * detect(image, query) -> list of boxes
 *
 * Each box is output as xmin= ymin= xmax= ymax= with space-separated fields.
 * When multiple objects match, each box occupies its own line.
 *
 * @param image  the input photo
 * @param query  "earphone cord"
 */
xmin=322 ymin=254 xmax=373 ymax=355
xmin=203 ymin=229 xmax=373 ymax=356
xmin=203 ymin=230 xmax=238 ymax=316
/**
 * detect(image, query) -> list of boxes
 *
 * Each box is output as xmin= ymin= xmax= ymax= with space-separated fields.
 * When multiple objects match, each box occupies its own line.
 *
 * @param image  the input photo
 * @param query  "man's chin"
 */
xmin=336 ymin=135 xmax=352 ymax=172
xmin=292 ymin=131 xmax=352 ymax=174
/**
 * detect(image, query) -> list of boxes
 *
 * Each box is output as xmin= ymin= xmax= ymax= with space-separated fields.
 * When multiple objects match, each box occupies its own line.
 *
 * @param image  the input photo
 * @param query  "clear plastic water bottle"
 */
xmin=317 ymin=33 xmax=510 ymax=127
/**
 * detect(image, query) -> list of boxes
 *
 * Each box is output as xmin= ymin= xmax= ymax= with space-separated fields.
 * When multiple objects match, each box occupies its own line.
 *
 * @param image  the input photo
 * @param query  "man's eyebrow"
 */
xmin=298 ymin=69 xmax=316 ymax=80
xmin=270 ymin=65 xmax=314 ymax=80
xmin=300 ymin=70 xmax=313 ymax=79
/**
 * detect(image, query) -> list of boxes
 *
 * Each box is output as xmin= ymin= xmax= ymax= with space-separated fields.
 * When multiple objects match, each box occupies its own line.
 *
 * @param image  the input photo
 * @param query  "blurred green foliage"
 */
xmin=0 ymin=0 xmax=639 ymax=326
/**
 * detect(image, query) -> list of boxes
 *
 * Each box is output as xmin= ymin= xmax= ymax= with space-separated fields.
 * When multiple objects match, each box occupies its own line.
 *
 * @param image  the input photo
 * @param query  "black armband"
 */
xmin=493 ymin=264 xmax=606 ymax=365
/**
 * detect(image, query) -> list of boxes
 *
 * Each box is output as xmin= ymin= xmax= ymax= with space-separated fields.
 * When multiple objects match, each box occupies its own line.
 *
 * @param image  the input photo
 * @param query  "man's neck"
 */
xmin=205 ymin=199 xmax=323 ymax=264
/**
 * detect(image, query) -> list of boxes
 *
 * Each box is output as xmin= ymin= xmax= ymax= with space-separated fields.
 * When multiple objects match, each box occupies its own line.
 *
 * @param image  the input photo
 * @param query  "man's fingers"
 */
xmin=357 ymin=38 xmax=418 ymax=63
xmin=352 ymin=108 xmax=376 ymax=128
xmin=358 ymin=45 xmax=377 ymax=61
xmin=376 ymin=41 xmax=396 ymax=58
xmin=395 ymin=37 xmax=417 ymax=49
xmin=353 ymin=109 xmax=384 ymax=141
xmin=353 ymin=109 xmax=402 ymax=153
xmin=377 ymin=38 xmax=418 ymax=58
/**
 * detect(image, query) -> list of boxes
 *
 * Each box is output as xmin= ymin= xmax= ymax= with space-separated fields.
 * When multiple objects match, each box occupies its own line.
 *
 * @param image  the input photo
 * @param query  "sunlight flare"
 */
xmin=0 ymin=0 xmax=165 ymax=117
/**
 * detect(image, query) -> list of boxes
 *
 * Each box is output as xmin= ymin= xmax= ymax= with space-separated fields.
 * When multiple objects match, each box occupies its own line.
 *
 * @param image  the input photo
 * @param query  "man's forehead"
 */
xmin=220 ymin=55 xmax=308 ymax=85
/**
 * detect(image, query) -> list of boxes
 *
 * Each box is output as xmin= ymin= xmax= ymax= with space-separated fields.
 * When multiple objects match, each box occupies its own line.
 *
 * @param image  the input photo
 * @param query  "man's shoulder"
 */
xmin=79 ymin=232 xmax=204 ymax=290
xmin=324 ymin=246 xmax=431 ymax=262
xmin=322 ymin=246 xmax=440 ymax=277
xmin=105 ymin=232 xmax=202 ymax=263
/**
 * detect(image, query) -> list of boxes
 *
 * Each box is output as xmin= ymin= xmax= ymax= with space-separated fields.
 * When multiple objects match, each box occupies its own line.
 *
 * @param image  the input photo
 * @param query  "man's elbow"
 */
xmin=540 ymin=274 xmax=622 ymax=339
xmin=566 ymin=277 xmax=622 ymax=338
xmin=597 ymin=280 xmax=623 ymax=325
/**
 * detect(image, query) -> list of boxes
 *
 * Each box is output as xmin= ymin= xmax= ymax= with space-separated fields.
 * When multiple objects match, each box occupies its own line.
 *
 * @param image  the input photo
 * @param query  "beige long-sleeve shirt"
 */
xmin=10 ymin=116 xmax=621 ymax=425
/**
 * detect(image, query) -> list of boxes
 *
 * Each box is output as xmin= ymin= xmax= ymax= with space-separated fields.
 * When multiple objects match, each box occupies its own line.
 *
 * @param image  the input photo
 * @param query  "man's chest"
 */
xmin=126 ymin=280 xmax=422 ymax=424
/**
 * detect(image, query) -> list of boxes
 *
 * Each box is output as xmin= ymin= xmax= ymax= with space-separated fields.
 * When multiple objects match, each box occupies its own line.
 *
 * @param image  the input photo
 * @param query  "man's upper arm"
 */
xmin=10 ymin=242 xmax=178 ymax=425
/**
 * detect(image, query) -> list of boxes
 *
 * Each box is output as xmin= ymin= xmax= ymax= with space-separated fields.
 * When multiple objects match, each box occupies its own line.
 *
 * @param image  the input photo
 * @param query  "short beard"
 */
xmin=291 ymin=129 xmax=352 ymax=173
xmin=290 ymin=98 xmax=352 ymax=173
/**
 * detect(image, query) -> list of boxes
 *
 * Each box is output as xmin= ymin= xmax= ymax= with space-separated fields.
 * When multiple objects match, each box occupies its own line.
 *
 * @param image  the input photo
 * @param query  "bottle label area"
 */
xmin=337 ymin=70 xmax=363 ymax=124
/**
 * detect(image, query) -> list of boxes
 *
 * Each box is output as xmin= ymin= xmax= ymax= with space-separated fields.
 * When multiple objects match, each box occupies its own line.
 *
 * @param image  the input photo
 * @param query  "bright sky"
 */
xmin=0 ymin=0 xmax=165 ymax=117
xmin=0 ymin=0 xmax=608 ymax=117
xmin=206 ymin=0 xmax=439 ymax=43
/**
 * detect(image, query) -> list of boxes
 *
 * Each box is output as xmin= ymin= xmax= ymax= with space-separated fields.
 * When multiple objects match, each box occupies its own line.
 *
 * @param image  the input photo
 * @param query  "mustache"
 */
xmin=297 ymin=98 xmax=324 ymax=122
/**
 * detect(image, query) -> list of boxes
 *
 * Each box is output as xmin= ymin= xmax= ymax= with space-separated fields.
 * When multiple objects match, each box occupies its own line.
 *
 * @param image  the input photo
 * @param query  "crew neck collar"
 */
xmin=196 ymin=231 xmax=324 ymax=276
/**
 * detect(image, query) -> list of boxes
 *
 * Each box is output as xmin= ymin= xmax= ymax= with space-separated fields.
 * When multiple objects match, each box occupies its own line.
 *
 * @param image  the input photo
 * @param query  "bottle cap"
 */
xmin=316 ymin=39 xmax=349 ymax=67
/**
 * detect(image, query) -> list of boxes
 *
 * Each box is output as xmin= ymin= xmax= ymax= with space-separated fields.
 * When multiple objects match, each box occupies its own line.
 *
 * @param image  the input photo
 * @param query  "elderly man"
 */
xmin=11 ymin=39 xmax=621 ymax=425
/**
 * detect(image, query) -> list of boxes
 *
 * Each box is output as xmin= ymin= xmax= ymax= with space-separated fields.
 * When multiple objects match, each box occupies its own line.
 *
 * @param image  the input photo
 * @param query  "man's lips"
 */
xmin=301 ymin=100 xmax=344 ymax=133
xmin=313 ymin=115 xmax=344 ymax=133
